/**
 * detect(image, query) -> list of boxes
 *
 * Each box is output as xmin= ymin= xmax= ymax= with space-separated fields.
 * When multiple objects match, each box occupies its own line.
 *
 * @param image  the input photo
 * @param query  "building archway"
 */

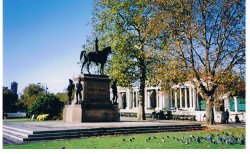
xmin=150 ymin=90 xmax=156 ymax=109
xmin=122 ymin=93 xmax=127 ymax=109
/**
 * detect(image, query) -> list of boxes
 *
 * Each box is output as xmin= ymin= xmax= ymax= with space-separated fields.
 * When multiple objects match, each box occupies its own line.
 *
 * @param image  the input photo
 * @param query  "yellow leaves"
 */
xmin=134 ymin=17 xmax=144 ymax=25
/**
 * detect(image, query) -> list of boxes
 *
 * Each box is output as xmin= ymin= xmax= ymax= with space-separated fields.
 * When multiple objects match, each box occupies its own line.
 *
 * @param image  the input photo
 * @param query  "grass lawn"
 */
xmin=3 ymin=128 xmax=245 ymax=149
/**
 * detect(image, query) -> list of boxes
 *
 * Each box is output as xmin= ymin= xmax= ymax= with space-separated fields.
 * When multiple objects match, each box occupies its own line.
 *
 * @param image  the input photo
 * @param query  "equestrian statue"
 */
xmin=80 ymin=37 xmax=111 ymax=75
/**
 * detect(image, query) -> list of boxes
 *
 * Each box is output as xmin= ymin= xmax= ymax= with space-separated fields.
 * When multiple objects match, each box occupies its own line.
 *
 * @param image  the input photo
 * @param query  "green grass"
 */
xmin=3 ymin=128 xmax=245 ymax=149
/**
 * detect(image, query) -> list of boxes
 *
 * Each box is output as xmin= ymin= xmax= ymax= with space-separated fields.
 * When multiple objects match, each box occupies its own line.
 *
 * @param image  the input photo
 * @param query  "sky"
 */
xmin=3 ymin=0 xmax=93 ymax=94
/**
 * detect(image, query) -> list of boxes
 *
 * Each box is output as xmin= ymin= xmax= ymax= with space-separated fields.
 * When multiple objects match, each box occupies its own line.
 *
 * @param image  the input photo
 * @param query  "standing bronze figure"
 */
xmin=111 ymin=79 xmax=118 ymax=104
xmin=94 ymin=37 xmax=99 ymax=54
xmin=67 ymin=79 xmax=75 ymax=105
xmin=76 ymin=78 xmax=83 ymax=104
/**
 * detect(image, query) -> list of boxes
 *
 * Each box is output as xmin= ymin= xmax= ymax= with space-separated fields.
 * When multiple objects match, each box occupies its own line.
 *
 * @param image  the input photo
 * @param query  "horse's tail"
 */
xmin=80 ymin=50 xmax=86 ymax=61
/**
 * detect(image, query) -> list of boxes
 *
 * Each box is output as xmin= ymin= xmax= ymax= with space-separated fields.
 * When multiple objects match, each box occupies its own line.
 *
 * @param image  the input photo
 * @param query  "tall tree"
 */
xmin=3 ymin=88 xmax=18 ymax=112
xmin=153 ymin=0 xmax=245 ymax=125
xmin=92 ymin=0 xmax=158 ymax=120
xmin=21 ymin=84 xmax=45 ymax=108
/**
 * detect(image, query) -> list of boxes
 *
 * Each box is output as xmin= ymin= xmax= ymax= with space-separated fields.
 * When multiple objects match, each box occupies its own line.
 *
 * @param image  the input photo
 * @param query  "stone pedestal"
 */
xmin=63 ymin=74 xmax=120 ymax=122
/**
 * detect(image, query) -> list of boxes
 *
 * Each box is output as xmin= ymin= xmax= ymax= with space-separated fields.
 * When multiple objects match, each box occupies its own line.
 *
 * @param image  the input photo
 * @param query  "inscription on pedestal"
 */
xmin=84 ymin=81 xmax=110 ymax=100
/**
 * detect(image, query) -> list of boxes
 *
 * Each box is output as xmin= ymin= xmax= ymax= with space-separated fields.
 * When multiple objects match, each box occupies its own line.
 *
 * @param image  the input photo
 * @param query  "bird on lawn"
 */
xmin=216 ymin=136 xmax=223 ymax=144
xmin=195 ymin=138 xmax=201 ymax=143
xmin=207 ymin=136 xmax=213 ymax=143
xmin=162 ymin=139 xmax=165 ymax=142
xmin=145 ymin=139 xmax=148 ymax=142
xmin=212 ymin=140 xmax=217 ymax=144
xmin=122 ymin=139 xmax=126 ymax=142
xmin=166 ymin=136 xmax=170 ymax=138
xmin=61 ymin=147 xmax=65 ymax=149
xmin=241 ymin=134 xmax=245 ymax=139
xmin=240 ymin=138 xmax=245 ymax=145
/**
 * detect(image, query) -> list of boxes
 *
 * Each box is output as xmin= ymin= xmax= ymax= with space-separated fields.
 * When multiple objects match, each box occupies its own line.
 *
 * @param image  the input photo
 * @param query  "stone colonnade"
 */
xmin=223 ymin=96 xmax=240 ymax=113
xmin=116 ymin=82 xmax=200 ymax=112
xmin=116 ymin=87 xmax=164 ymax=111
xmin=171 ymin=84 xmax=199 ymax=110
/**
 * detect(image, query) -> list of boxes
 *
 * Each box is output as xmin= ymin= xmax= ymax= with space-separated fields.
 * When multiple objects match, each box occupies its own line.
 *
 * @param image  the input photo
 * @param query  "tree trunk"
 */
xmin=205 ymin=98 xmax=215 ymax=125
xmin=137 ymin=62 xmax=146 ymax=120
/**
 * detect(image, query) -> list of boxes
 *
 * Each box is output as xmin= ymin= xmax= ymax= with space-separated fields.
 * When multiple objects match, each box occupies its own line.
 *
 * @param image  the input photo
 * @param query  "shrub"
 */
xmin=37 ymin=114 xmax=49 ymax=121
xmin=52 ymin=113 xmax=63 ymax=120
xmin=29 ymin=94 xmax=64 ymax=120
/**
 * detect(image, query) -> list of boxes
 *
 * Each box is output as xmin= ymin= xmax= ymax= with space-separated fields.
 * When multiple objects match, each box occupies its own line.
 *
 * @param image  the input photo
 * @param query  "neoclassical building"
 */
xmin=113 ymin=82 xmax=245 ymax=123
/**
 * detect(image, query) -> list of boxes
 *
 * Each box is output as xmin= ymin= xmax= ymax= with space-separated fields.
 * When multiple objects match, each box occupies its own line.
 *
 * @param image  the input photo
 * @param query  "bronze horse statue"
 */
xmin=80 ymin=46 xmax=111 ymax=75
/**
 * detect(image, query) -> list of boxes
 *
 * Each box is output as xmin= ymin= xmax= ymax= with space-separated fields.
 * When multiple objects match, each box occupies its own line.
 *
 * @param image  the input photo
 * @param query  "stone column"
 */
xmin=118 ymin=92 xmax=122 ymax=109
xmin=224 ymin=97 xmax=230 ymax=111
xmin=174 ymin=90 xmax=178 ymax=108
xmin=193 ymin=87 xmax=197 ymax=110
xmin=160 ymin=91 xmax=164 ymax=109
xmin=170 ymin=90 xmax=172 ymax=108
xmin=184 ymin=88 xmax=188 ymax=109
xmin=136 ymin=91 xmax=138 ymax=108
xmin=179 ymin=88 xmax=183 ymax=108
xmin=131 ymin=91 xmax=134 ymax=108
xmin=189 ymin=87 xmax=193 ymax=109
xmin=156 ymin=90 xmax=159 ymax=108
xmin=144 ymin=90 xmax=148 ymax=109
xmin=234 ymin=97 xmax=238 ymax=112
xmin=126 ymin=89 xmax=131 ymax=110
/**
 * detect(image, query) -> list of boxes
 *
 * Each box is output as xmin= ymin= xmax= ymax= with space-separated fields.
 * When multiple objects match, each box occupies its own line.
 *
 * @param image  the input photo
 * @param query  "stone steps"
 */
xmin=3 ymin=124 xmax=206 ymax=142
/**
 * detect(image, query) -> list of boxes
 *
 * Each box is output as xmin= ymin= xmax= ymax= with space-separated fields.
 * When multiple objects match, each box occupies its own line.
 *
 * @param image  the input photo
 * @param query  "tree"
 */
xmin=3 ymin=88 xmax=18 ymax=112
xmin=92 ymin=0 xmax=160 ymax=120
xmin=153 ymin=0 xmax=245 ymax=125
xmin=55 ymin=92 xmax=68 ymax=105
xmin=20 ymin=84 xmax=45 ymax=108
xmin=29 ymin=94 xmax=64 ymax=119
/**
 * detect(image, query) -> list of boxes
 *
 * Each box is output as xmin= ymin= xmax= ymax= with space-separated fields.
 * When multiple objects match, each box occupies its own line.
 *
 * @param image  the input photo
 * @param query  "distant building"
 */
xmin=3 ymin=87 xmax=10 ymax=91
xmin=3 ymin=86 xmax=9 ymax=91
xmin=116 ymin=81 xmax=246 ymax=123
xmin=11 ymin=81 xmax=18 ymax=94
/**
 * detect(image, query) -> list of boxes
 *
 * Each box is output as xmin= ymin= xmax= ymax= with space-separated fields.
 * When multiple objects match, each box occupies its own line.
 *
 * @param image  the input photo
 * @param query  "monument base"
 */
xmin=63 ymin=74 xmax=120 ymax=123
xmin=63 ymin=101 xmax=120 ymax=122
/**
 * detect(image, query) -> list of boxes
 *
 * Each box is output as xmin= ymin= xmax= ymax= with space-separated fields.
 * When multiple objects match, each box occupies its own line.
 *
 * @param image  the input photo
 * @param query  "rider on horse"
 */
xmin=94 ymin=37 xmax=100 ymax=65
xmin=80 ymin=37 xmax=111 ymax=75
xmin=94 ymin=37 xmax=100 ymax=54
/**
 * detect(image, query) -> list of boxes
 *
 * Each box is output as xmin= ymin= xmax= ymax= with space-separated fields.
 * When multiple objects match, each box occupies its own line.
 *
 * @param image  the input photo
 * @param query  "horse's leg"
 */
xmin=100 ymin=63 xmax=104 ymax=75
xmin=87 ymin=61 xmax=91 ymax=74
xmin=81 ymin=60 xmax=87 ymax=74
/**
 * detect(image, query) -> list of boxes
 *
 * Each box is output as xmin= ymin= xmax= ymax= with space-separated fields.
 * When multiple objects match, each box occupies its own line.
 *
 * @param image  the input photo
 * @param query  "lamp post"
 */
xmin=37 ymin=83 xmax=48 ymax=95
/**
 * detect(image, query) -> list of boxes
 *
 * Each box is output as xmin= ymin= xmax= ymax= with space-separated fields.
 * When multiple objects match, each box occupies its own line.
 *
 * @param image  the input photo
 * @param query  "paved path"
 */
xmin=3 ymin=117 xmax=204 ymax=132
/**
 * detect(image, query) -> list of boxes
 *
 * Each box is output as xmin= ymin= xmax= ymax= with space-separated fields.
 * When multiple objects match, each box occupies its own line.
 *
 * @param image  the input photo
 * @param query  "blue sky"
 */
xmin=3 ymin=0 xmax=93 ymax=94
